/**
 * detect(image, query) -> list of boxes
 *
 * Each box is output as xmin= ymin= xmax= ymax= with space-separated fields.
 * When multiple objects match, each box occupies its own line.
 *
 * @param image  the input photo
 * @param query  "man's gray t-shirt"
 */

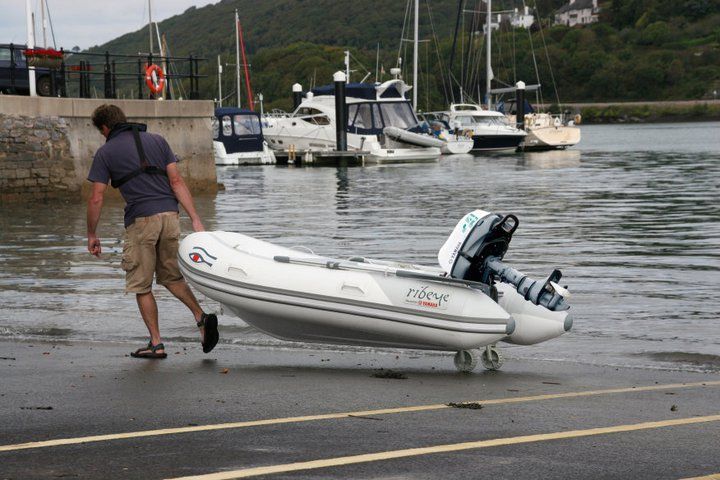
xmin=88 ymin=128 xmax=179 ymax=228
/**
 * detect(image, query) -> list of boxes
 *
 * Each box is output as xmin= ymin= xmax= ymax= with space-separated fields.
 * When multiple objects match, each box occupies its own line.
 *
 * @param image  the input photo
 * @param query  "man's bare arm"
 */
xmin=86 ymin=181 xmax=107 ymax=256
xmin=166 ymin=163 xmax=205 ymax=232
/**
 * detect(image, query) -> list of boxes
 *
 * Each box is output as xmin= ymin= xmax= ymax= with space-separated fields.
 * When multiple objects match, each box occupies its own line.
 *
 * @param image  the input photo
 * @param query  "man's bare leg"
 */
xmin=164 ymin=280 xmax=205 ymax=340
xmin=136 ymin=291 xmax=165 ymax=354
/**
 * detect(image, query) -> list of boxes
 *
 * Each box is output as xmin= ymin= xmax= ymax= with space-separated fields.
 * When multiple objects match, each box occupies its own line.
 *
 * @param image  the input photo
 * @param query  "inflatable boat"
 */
xmin=179 ymin=210 xmax=572 ymax=372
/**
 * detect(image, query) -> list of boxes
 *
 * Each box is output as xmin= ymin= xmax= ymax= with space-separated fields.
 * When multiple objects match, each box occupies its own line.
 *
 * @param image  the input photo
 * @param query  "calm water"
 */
xmin=1 ymin=122 xmax=719 ymax=372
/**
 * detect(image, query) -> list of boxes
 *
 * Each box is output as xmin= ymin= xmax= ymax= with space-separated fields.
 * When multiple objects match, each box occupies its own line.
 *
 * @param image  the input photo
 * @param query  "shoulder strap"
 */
xmin=111 ymin=126 xmax=167 ymax=189
xmin=131 ymin=125 xmax=150 ymax=168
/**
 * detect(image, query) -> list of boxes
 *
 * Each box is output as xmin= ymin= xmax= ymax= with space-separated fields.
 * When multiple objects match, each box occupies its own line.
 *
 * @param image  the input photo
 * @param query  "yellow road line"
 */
xmin=167 ymin=414 xmax=720 ymax=480
xmin=681 ymin=475 xmax=720 ymax=480
xmin=1 ymin=380 xmax=718 ymax=453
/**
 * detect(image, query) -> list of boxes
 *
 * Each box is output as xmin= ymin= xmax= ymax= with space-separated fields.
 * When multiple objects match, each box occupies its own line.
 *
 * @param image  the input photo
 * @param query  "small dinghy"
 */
xmin=179 ymin=210 xmax=572 ymax=372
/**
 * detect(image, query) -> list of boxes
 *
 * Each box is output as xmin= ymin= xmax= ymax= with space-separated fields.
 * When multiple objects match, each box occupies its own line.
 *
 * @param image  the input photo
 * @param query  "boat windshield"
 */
xmin=379 ymin=102 xmax=418 ymax=129
xmin=233 ymin=115 xmax=261 ymax=136
xmin=294 ymin=106 xmax=331 ymax=126
xmin=472 ymin=116 xmax=510 ymax=127
xmin=211 ymin=117 xmax=219 ymax=139
xmin=222 ymin=115 xmax=232 ymax=136
xmin=347 ymin=101 xmax=418 ymax=132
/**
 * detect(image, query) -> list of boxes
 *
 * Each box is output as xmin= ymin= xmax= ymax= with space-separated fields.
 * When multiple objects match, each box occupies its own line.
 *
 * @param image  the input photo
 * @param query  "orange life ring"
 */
xmin=145 ymin=64 xmax=165 ymax=95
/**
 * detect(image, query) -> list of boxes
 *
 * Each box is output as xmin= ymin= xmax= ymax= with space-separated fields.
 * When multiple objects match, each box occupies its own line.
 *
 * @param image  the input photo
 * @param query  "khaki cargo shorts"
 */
xmin=121 ymin=211 xmax=184 ymax=294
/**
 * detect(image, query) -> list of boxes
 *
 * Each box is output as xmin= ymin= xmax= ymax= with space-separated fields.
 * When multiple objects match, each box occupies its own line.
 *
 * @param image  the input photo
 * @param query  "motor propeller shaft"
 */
xmin=483 ymin=257 xmax=570 ymax=311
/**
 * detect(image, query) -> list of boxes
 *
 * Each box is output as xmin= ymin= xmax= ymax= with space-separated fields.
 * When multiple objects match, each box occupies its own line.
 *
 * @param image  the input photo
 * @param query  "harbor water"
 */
xmin=1 ymin=122 xmax=718 ymax=372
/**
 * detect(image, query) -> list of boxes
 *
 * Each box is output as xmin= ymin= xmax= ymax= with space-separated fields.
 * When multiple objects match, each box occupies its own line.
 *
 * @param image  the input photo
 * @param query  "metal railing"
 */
xmin=1 ymin=44 xmax=206 ymax=100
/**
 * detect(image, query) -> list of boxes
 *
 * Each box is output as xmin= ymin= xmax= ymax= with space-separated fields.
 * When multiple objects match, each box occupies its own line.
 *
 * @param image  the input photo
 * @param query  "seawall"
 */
xmin=0 ymin=96 xmax=217 ymax=202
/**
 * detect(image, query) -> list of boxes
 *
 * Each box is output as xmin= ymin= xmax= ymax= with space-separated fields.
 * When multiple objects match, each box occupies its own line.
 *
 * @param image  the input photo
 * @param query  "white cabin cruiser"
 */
xmin=431 ymin=103 xmax=527 ymax=152
xmin=213 ymin=108 xmax=276 ymax=165
xmin=263 ymin=79 xmax=442 ymax=162
xmin=179 ymin=210 xmax=572 ymax=372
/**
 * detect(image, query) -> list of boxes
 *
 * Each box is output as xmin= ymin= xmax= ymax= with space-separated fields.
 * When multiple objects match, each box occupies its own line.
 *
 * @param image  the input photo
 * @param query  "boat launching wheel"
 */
xmin=453 ymin=350 xmax=478 ymax=373
xmin=480 ymin=345 xmax=504 ymax=371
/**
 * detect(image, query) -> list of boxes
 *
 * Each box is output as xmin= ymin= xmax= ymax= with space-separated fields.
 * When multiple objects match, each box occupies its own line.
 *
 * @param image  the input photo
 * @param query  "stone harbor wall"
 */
xmin=0 ymin=96 xmax=217 ymax=202
xmin=0 ymin=115 xmax=78 ymax=201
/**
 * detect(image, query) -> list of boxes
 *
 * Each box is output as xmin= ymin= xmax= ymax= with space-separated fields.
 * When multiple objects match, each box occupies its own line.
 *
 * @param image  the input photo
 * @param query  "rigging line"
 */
xmin=425 ymin=0 xmax=450 ymax=105
xmin=462 ymin=1 xmax=477 ymax=94
xmin=165 ymin=43 xmax=187 ymax=99
xmin=524 ymin=0 xmax=544 ymax=108
xmin=448 ymin=0 xmax=464 ymax=103
xmin=468 ymin=3 xmax=485 ymax=100
xmin=397 ymin=0 xmax=412 ymax=68
xmin=44 ymin=0 xmax=57 ymax=48
xmin=348 ymin=52 xmax=371 ymax=78
xmin=460 ymin=3 xmax=464 ymax=97
xmin=533 ymin=0 xmax=561 ymax=109
xmin=512 ymin=13 xmax=517 ymax=83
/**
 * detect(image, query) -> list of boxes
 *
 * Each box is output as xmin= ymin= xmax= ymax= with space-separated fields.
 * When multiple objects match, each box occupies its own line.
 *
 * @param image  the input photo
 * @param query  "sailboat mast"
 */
xmin=486 ymin=0 xmax=492 ymax=109
xmin=238 ymin=19 xmax=254 ymax=110
xmin=25 ymin=0 xmax=36 ymax=96
xmin=235 ymin=9 xmax=241 ymax=108
xmin=40 ymin=0 xmax=47 ymax=47
xmin=375 ymin=43 xmax=380 ymax=82
xmin=148 ymin=0 xmax=154 ymax=54
xmin=217 ymin=55 xmax=223 ymax=108
xmin=413 ymin=0 xmax=419 ymax=110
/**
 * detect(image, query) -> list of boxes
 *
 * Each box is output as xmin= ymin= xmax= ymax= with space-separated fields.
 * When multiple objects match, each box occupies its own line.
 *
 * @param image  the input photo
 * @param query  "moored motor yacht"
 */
xmin=430 ymin=103 xmax=527 ymax=152
xmin=263 ymin=79 xmax=442 ymax=162
xmin=179 ymin=210 xmax=572 ymax=372
xmin=213 ymin=108 xmax=276 ymax=165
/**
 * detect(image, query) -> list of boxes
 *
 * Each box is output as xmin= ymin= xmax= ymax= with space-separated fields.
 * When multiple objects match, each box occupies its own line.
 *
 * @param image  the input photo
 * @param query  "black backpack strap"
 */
xmin=111 ymin=126 xmax=167 ymax=189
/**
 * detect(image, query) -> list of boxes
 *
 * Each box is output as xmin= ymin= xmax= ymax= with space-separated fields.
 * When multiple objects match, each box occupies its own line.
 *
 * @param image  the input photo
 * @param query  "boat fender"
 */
xmin=554 ymin=117 xmax=561 ymax=127
xmin=574 ymin=114 xmax=582 ymax=125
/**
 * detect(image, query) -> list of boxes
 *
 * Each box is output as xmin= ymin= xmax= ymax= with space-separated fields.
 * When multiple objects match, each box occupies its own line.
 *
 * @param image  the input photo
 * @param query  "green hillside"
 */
xmin=88 ymin=0 xmax=720 ymax=111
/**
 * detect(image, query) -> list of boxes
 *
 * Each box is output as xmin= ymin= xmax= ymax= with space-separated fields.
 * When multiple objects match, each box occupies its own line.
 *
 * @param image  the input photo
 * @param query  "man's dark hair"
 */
xmin=91 ymin=104 xmax=127 ymax=131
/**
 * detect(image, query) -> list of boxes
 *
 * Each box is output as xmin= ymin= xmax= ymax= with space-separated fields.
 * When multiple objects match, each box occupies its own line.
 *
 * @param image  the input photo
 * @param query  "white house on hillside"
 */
xmin=483 ymin=5 xmax=536 ymax=32
xmin=555 ymin=0 xmax=600 ymax=27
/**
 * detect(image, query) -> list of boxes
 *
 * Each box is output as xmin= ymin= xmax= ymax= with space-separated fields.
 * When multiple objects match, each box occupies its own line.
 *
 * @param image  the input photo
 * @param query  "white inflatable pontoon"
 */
xmin=179 ymin=210 xmax=572 ymax=372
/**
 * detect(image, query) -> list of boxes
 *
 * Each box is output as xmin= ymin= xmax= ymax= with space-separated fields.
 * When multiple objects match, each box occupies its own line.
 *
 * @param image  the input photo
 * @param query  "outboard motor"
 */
xmin=438 ymin=210 xmax=570 ymax=312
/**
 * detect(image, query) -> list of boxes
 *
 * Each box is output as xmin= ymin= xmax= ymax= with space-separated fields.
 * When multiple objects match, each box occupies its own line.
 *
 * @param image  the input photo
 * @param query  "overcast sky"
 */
xmin=1 ymin=0 xmax=218 ymax=50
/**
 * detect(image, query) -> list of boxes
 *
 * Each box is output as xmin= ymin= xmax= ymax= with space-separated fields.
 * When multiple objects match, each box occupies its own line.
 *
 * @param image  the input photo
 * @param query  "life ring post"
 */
xmin=145 ymin=63 xmax=166 ymax=96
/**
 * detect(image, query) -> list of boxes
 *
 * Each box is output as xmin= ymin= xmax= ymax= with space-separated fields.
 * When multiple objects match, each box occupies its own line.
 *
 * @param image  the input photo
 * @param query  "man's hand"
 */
xmin=87 ymin=181 xmax=107 ymax=258
xmin=88 ymin=234 xmax=102 ymax=257
xmin=192 ymin=218 xmax=205 ymax=232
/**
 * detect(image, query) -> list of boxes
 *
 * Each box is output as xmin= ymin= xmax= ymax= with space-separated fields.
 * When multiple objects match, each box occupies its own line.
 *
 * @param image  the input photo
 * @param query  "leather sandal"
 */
xmin=197 ymin=313 xmax=219 ymax=353
xmin=130 ymin=341 xmax=168 ymax=359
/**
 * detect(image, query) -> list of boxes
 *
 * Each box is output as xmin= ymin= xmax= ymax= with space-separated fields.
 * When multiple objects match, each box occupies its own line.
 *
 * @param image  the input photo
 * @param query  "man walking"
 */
xmin=86 ymin=104 xmax=218 ymax=359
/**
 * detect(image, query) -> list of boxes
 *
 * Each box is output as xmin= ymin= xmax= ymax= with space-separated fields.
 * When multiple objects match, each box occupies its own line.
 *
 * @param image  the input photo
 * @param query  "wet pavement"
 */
xmin=1 ymin=339 xmax=719 ymax=479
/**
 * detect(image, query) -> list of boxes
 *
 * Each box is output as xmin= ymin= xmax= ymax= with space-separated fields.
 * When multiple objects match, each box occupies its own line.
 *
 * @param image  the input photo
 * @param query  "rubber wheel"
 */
xmin=480 ymin=347 xmax=504 ymax=371
xmin=36 ymin=76 xmax=52 ymax=96
xmin=453 ymin=350 xmax=478 ymax=373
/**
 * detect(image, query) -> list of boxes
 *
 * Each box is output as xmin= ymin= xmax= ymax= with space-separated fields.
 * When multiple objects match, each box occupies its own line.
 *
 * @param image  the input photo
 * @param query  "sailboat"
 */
xmin=213 ymin=10 xmax=276 ymax=165
xmin=430 ymin=0 xmax=527 ymax=152
xmin=488 ymin=4 xmax=581 ymax=150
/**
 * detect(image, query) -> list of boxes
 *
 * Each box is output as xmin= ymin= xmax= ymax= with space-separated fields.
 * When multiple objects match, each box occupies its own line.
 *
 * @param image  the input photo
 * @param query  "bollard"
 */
xmin=292 ymin=83 xmax=303 ymax=111
xmin=515 ymin=81 xmax=526 ymax=131
xmin=333 ymin=71 xmax=347 ymax=152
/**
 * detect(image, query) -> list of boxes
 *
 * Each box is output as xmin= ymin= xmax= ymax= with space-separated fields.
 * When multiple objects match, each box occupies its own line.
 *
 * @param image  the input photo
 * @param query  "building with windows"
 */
xmin=554 ymin=0 xmax=600 ymax=27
